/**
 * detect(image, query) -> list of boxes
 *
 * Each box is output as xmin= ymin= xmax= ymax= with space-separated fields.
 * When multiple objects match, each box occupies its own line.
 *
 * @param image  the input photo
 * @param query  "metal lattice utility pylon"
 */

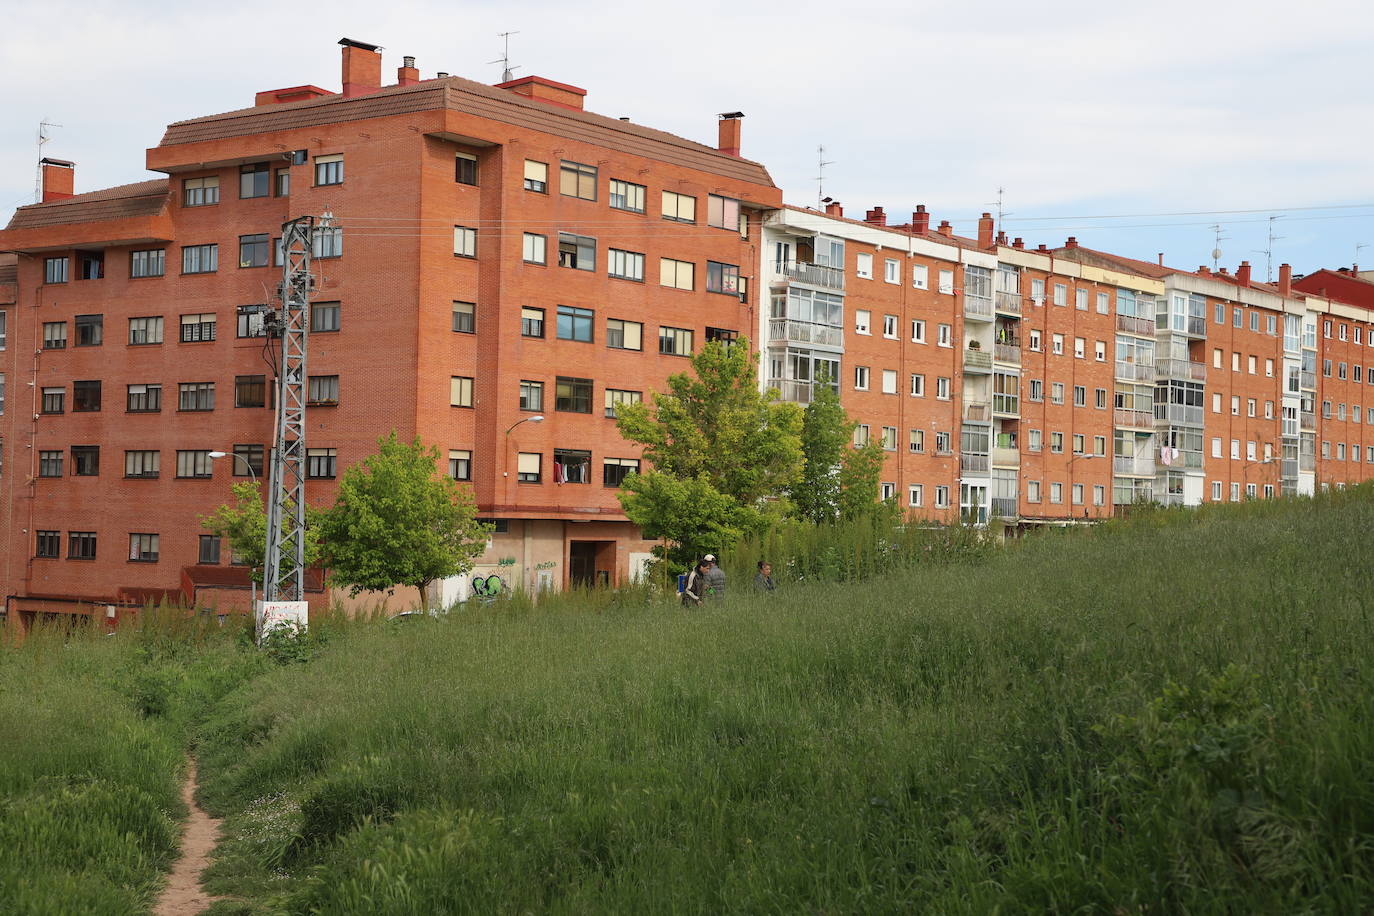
xmin=263 ymin=216 xmax=314 ymax=603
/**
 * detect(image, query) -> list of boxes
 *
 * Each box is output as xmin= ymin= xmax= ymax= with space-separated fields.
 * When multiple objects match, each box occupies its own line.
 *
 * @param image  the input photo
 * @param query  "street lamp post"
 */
xmin=208 ymin=450 xmax=260 ymax=615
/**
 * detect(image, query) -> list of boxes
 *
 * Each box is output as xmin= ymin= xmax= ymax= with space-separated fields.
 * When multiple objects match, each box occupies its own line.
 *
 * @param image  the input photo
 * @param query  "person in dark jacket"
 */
xmin=704 ymin=553 xmax=726 ymax=601
xmin=682 ymin=559 xmax=709 ymax=607
xmin=753 ymin=560 xmax=776 ymax=593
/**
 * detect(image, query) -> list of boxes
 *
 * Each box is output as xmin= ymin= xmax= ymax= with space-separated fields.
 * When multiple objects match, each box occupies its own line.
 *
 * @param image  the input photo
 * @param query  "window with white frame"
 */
xmin=938 ymin=269 xmax=954 ymax=294
xmin=883 ymin=315 xmax=898 ymax=338
xmin=911 ymin=374 xmax=925 ymax=397
xmin=522 ymin=233 xmax=546 ymax=264
xmin=453 ymin=226 xmax=477 ymax=258
xmin=909 ymin=429 xmax=924 ymax=453
xmin=911 ymin=319 xmax=926 ymax=343
xmin=884 ymin=259 xmax=900 ymax=283
xmin=881 ymin=370 xmax=897 ymax=394
xmin=854 ymin=366 xmax=869 ymax=390
xmin=855 ymin=310 xmax=871 ymax=335
xmin=937 ymin=324 xmax=951 ymax=346
xmin=908 ymin=484 xmax=923 ymax=507
xmin=936 ymin=377 xmax=950 ymax=399
xmin=912 ymin=264 xmax=929 ymax=289
xmin=856 ymin=253 xmax=873 ymax=279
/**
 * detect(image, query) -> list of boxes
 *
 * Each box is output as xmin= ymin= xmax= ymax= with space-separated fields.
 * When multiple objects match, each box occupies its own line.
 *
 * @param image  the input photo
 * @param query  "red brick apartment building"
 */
xmin=0 ymin=38 xmax=780 ymax=627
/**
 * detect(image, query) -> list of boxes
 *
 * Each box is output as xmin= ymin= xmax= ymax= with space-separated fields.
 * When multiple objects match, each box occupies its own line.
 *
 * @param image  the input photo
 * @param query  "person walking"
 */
xmin=704 ymin=554 xmax=726 ymax=602
xmin=753 ymin=560 xmax=776 ymax=593
xmin=682 ymin=558 xmax=709 ymax=607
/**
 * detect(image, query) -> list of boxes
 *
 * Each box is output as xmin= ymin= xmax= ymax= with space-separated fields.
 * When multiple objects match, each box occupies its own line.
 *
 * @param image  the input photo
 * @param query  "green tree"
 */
xmin=200 ymin=481 xmax=321 ymax=583
xmin=791 ymin=368 xmax=885 ymax=523
xmin=615 ymin=339 xmax=804 ymax=566
xmin=315 ymin=433 xmax=492 ymax=610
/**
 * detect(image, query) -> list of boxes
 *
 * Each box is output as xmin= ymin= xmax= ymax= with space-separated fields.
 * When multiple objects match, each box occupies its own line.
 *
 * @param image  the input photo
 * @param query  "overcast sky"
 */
xmin=4 ymin=0 xmax=1374 ymax=278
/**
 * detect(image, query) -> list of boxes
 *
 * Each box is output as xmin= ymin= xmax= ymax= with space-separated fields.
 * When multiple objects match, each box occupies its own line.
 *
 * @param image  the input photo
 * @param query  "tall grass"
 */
xmin=192 ymin=488 xmax=1374 ymax=913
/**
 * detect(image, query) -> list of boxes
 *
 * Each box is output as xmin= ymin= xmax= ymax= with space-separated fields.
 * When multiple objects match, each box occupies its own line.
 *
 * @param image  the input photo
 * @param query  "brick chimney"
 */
xmin=824 ymin=201 xmax=843 ymax=218
xmin=397 ymin=55 xmax=420 ymax=86
xmin=1217 ymin=267 xmax=1230 ymax=277
xmin=1198 ymin=266 xmax=1210 ymax=275
xmin=340 ymin=38 xmax=383 ymax=99
xmin=937 ymin=220 xmax=952 ymax=237
xmin=1278 ymin=263 xmax=1292 ymax=297
xmin=1037 ymin=244 xmax=1047 ymax=251
xmin=977 ymin=212 xmax=993 ymax=248
xmin=912 ymin=205 xmax=929 ymax=235
xmin=1012 ymin=237 xmax=1024 ymax=250
xmin=717 ymin=112 xmax=742 ymax=157
xmin=865 ymin=207 xmax=887 ymax=227
xmin=1065 ymin=236 xmax=1079 ymax=249
xmin=1236 ymin=261 xmax=1251 ymax=287
xmin=497 ymin=75 xmax=586 ymax=110
xmin=39 ymin=158 xmax=74 ymax=202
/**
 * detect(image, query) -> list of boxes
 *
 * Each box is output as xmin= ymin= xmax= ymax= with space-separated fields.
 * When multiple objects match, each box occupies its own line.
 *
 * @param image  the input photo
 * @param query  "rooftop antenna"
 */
xmin=489 ymin=31 xmax=520 ymax=82
xmin=815 ymin=144 xmax=834 ymax=208
xmin=1251 ymin=215 xmax=1285 ymax=282
xmin=989 ymin=186 xmax=1012 ymax=235
xmin=1357 ymin=241 xmax=1369 ymax=273
xmin=35 ymin=119 xmax=61 ymax=203
xmin=1209 ymin=223 xmax=1229 ymax=271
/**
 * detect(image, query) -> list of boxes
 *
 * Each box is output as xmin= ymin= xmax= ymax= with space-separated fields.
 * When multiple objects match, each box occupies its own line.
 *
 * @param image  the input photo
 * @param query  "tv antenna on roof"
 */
xmin=1252 ymin=215 xmax=1285 ymax=283
xmin=989 ymin=186 xmax=1012 ymax=235
xmin=490 ymin=31 xmax=520 ymax=82
xmin=815 ymin=145 xmax=834 ymax=208
xmin=1210 ymin=223 xmax=1229 ymax=270
xmin=34 ymin=119 xmax=62 ymax=203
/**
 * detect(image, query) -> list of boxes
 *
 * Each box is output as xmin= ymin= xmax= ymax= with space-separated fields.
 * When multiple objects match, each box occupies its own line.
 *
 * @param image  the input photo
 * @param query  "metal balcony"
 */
xmin=773 ymin=260 xmax=844 ymax=290
xmin=1114 ymin=407 xmax=1155 ymax=429
xmin=1300 ymin=411 xmax=1316 ymax=431
xmin=991 ymin=446 xmax=1020 ymax=467
xmin=767 ymin=378 xmax=813 ymax=404
xmin=1155 ymin=358 xmax=1206 ymax=381
xmin=1152 ymin=404 xmax=1204 ymax=426
xmin=993 ymin=343 xmax=1021 ymax=364
xmin=965 ymin=296 xmax=994 ymax=322
xmin=1300 ymin=453 xmax=1316 ymax=471
xmin=963 ymin=349 xmax=992 ymax=372
xmin=1300 ymin=370 xmax=1316 ymax=389
xmin=994 ymin=290 xmax=1022 ymax=315
xmin=768 ymin=318 xmax=843 ymax=348
xmin=960 ymin=454 xmax=990 ymax=474
xmin=1116 ymin=314 xmax=1157 ymax=336
xmin=1114 ymin=456 xmax=1156 ymax=476
xmin=1115 ymin=361 xmax=1155 ymax=382
xmin=991 ymin=497 xmax=1018 ymax=518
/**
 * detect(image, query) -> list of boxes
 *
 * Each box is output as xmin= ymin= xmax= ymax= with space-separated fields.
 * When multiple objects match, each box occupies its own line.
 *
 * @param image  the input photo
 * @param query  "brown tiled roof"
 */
xmin=1051 ymin=244 xmax=1173 ymax=279
xmin=779 ymin=204 xmax=987 ymax=250
xmin=6 ymin=180 xmax=169 ymax=231
xmin=158 ymin=77 xmax=776 ymax=189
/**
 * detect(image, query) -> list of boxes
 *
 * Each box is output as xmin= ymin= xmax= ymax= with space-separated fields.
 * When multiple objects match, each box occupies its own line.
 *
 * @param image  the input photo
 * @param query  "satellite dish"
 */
xmin=1211 ymin=248 xmax=1223 ymax=261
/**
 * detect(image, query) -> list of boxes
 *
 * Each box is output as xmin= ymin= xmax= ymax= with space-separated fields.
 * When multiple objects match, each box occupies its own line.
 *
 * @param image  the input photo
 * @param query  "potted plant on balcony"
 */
xmin=967 ymin=339 xmax=982 ymax=350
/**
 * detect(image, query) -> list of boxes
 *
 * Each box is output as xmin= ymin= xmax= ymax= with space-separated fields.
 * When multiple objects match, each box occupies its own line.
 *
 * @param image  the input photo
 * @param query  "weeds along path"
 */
xmin=154 ymin=759 xmax=223 ymax=916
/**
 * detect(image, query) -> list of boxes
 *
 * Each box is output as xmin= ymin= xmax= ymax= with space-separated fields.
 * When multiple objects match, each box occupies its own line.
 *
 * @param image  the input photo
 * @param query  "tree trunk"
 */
xmin=417 ymin=580 xmax=430 ymax=612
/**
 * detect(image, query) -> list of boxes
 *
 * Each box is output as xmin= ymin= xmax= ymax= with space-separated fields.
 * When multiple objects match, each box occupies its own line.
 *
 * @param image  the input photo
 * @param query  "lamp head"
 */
xmin=208 ymin=451 xmax=228 ymax=458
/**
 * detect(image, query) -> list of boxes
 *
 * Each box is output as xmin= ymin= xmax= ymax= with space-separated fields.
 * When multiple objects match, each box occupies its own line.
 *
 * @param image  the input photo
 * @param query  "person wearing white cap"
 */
xmin=704 ymin=554 xmax=726 ymax=602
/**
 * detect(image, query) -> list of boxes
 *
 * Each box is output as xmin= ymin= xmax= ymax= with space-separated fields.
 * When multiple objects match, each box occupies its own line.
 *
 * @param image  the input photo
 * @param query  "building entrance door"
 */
xmin=569 ymin=541 xmax=597 ymax=587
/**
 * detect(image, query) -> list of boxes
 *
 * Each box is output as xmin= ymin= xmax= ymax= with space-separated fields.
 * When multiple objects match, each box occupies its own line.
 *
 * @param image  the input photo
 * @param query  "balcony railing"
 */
xmin=965 ymin=296 xmax=994 ymax=321
xmin=993 ymin=343 xmax=1021 ymax=364
xmin=964 ymin=400 xmax=991 ymax=423
xmin=1153 ymin=403 xmax=1204 ymax=426
xmin=768 ymin=318 xmax=843 ymax=348
xmin=994 ymin=290 xmax=1022 ymax=315
xmin=960 ymin=454 xmax=990 ymax=474
xmin=1300 ymin=453 xmax=1316 ymax=471
xmin=1116 ymin=314 xmax=1157 ymax=336
xmin=1155 ymin=358 xmax=1206 ymax=381
xmin=1115 ymin=361 xmax=1155 ymax=382
xmin=774 ymin=260 xmax=844 ymax=290
xmin=1300 ymin=370 xmax=1316 ymax=389
xmin=963 ymin=349 xmax=992 ymax=372
xmin=767 ymin=378 xmax=814 ymax=404
xmin=1114 ymin=407 xmax=1154 ymax=428
xmin=1114 ymin=456 xmax=1156 ymax=476
xmin=1300 ymin=411 xmax=1316 ymax=431
xmin=991 ymin=446 xmax=1020 ymax=467
xmin=991 ymin=497 xmax=1018 ymax=518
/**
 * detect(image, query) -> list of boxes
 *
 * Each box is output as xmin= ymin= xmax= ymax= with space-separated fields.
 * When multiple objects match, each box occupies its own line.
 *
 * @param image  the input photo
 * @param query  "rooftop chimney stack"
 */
xmin=977 ymin=212 xmax=994 ymax=248
xmin=938 ymin=219 xmax=952 ymax=237
xmin=1236 ymin=261 xmax=1252 ymax=287
xmin=397 ymin=55 xmax=419 ymax=86
xmin=1012 ymin=237 xmax=1024 ymax=249
xmin=1065 ymin=236 xmax=1079 ymax=249
xmin=865 ymin=206 xmax=887 ymax=227
xmin=497 ymin=75 xmax=586 ymax=110
xmin=717 ymin=112 xmax=743 ymax=157
xmin=39 ymin=158 xmax=74 ymax=202
xmin=824 ymin=201 xmax=843 ymax=218
xmin=1279 ymin=263 xmax=1293 ymax=297
xmin=339 ymin=38 xmax=383 ymax=99
xmin=912 ymin=205 xmax=929 ymax=235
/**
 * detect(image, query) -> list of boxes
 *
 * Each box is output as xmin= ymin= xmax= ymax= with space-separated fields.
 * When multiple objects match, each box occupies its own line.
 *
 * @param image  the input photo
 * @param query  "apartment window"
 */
xmin=1212 ymin=392 xmax=1222 ymax=413
xmin=908 ymin=485 xmax=924 ymax=507
xmin=311 ymin=301 xmax=340 ymax=332
xmin=234 ymin=375 xmax=266 ymax=409
xmin=130 ymin=249 xmax=165 ymax=278
xmin=936 ymin=377 xmax=951 ymax=400
xmin=558 ymin=233 xmax=596 ymax=271
xmin=854 ymin=310 xmax=871 ymax=335
xmin=127 ymin=533 xmax=160 ymax=563
xmin=1094 ymin=340 xmax=1106 ymax=362
xmin=34 ymin=530 xmax=61 ymax=559
xmin=555 ymin=376 xmax=593 ymax=413
xmin=938 ymin=270 xmax=954 ymax=295
xmin=560 ymin=160 xmax=598 ymax=200
xmin=127 ymin=384 xmax=161 ymax=413
xmin=1072 ymin=433 xmax=1085 ymax=454
xmin=604 ymin=457 xmax=640 ymax=487
xmin=1339 ymin=362 xmax=1348 ymax=380
xmin=312 ymin=226 xmax=343 ymax=259
xmin=606 ymin=318 xmax=642 ymax=351
xmin=909 ymin=429 xmax=925 ymax=453
xmin=128 ymin=316 xmax=163 ymax=345
xmin=449 ymin=450 xmax=472 ymax=481
xmin=294 ymin=375 xmax=336 ymax=409
xmin=882 ymin=315 xmax=898 ymax=339
xmin=275 ymin=169 xmax=289 ymax=197
xmin=609 ymin=249 xmax=645 ymax=281
xmin=884 ymin=259 xmax=900 ymax=284
xmin=517 ymin=452 xmax=542 ymax=483
xmin=454 ymin=151 xmax=478 ymax=186
xmin=1050 ymin=432 xmax=1064 ymax=454
xmin=935 ymin=486 xmax=950 ymax=508
xmin=452 ymin=301 xmax=475 ymax=334
xmin=199 ymin=535 xmax=222 ymax=564
xmin=853 ymin=425 xmax=870 ymax=447
xmin=881 ymin=426 xmax=898 ymax=451
xmin=1052 ymin=333 xmax=1064 ymax=355
xmin=1249 ymin=311 xmax=1260 ymax=332
xmin=609 ymin=179 xmax=646 ymax=213
xmin=1053 ymin=283 xmax=1067 ymax=306
xmin=662 ymin=190 xmax=696 ymax=222
xmin=239 ymin=162 xmax=270 ymax=198
xmin=660 ymin=258 xmax=694 ymax=290
xmin=707 ymin=194 xmax=740 ymax=230
xmin=1248 ymin=355 xmax=1258 ymax=375
xmin=306 ymin=448 xmax=337 ymax=479
xmin=935 ymin=432 xmax=951 ymax=454
xmin=43 ymin=256 xmax=69 ymax=285
xmin=1049 ymin=483 xmax=1063 ymax=504
xmin=553 ymin=449 xmax=591 ymax=484
xmin=314 ymin=154 xmax=343 ymax=186
xmin=1322 ymin=400 xmax=1332 ymax=419
xmin=854 ymin=366 xmax=869 ymax=390
xmin=912 ymin=264 xmax=929 ymax=289
xmin=182 ymin=244 xmax=218 ymax=274
xmin=855 ymin=253 xmax=873 ymax=279
xmin=524 ymin=159 xmax=548 ymax=193
xmin=453 ymin=226 xmax=477 ymax=258
xmin=1095 ymin=388 xmax=1107 ymax=409
xmin=39 ymin=451 xmax=63 ymax=476
xmin=1070 ymin=483 xmax=1084 ymax=505
xmin=910 ymin=374 xmax=925 ymax=397
xmin=75 ymin=314 xmax=103 ymax=347
xmin=1026 ymin=480 xmax=1042 ymax=503
xmin=1323 ymin=358 xmax=1332 ymax=377
xmin=1071 ymin=385 xmax=1085 ymax=407
xmin=1027 ymin=429 xmax=1042 ymax=451
xmin=520 ymin=232 xmax=548 ymax=265
xmin=519 ymin=380 xmax=544 ymax=411
xmin=1234 ymin=308 xmax=1243 ymax=328
xmin=912 ymin=320 xmax=926 ymax=343
xmin=72 ymin=380 xmax=101 ymax=412
xmin=183 ymin=175 xmax=219 ymax=206
xmin=1050 ymin=382 xmax=1064 ymax=405
xmin=1074 ymin=337 xmax=1085 ymax=359
xmin=1074 ymin=288 xmax=1088 ymax=311
xmin=1211 ymin=437 xmax=1222 ymax=458
xmin=659 ymin=326 xmax=693 ymax=356
xmin=70 ymin=446 xmax=99 ymax=476
xmin=521 ymin=307 xmax=545 ymax=338
xmin=1231 ymin=439 xmax=1241 ymax=460
xmin=43 ymin=321 xmax=67 ymax=349
xmin=937 ymin=323 xmax=952 ymax=347
xmin=1028 ymin=379 xmax=1043 ymax=402
xmin=1231 ymin=482 xmax=1241 ymax=502
xmin=557 ymin=305 xmax=594 ymax=342
xmin=450 ymin=376 xmax=474 ymax=408
xmin=1093 ymin=436 xmax=1107 ymax=457
xmin=178 ymin=382 xmax=215 ymax=411
xmin=1212 ymin=481 xmax=1223 ymax=501
xmin=1030 ymin=278 xmax=1045 ymax=303
xmin=1247 ymin=398 xmax=1256 ymax=418
xmin=1028 ymin=330 xmax=1041 ymax=351
xmin=604 ymin=388 xmax=642 ymax=418
xmin=180 ymin=313 xmax=216 ymax=343
xmin=68 ymin=532 xmax=97 ymax=560
xmin=1265 ymin=358 xmax=1274 ymax=377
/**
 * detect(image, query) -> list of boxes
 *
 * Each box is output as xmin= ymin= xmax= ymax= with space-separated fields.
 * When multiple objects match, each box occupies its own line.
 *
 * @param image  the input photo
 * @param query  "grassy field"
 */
xmin=5 ymin=490 xmax=1374 ymax=913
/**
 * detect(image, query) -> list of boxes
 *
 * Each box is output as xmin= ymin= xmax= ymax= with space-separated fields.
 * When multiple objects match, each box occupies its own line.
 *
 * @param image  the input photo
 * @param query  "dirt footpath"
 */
xmin=154 ymin=759 xmax=224 ymax=916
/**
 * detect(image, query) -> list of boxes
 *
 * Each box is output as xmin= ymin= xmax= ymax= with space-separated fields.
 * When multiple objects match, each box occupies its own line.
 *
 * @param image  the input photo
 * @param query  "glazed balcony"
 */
xmin=1152 ymin=404 xmax=1203 ymax=426
xmin=773 ymin=260 xmax=844 ymax=290
xmin=994 ymin=290 xmax=1021 ymax=315
xmin=1114 ymin=456 xmax=1156 ymax=476
xmin=1155 ymin=358 xmax=1206 ymax=382
xmin=960 ymin=453 xmax=990 ymax=475
xmin=1116 ymin=314 xmax=1157 ymax=336
xmin=993 ymin=343 xmax=1021 ymax=365
xmin=768 ymin=318 xmax=843 ymax=348
xmin=1115 ymin=361 xmax=1155 ymax=383
xmin=1114 ymin=407 xmax=1155 ymax=429
xmin=767 ymin=378 xmax=814 ymax=404
xmin=965 ymin=296 xmax=994 ymax=322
